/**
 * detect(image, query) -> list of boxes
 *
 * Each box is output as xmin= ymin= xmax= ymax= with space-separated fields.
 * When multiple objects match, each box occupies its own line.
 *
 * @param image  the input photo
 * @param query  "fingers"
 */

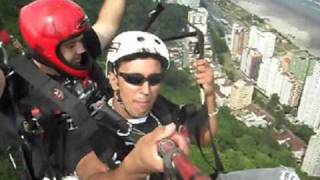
xmin=130 ymin=123 xmax=177 ymax=173
xmin=192 ymin=59 xmax=214 ymax=96
xmin=151 ymin=123 xmax=177 ymax=141
xmin=194 ymin=73 xmax=212 ymax=85
xmin=125 ymin=123 xmax=191 ymax=175
xmin=170 ymin=132 xmax=190 ymax=155
xmin=193 ymin=59 xmax=210 ymax=73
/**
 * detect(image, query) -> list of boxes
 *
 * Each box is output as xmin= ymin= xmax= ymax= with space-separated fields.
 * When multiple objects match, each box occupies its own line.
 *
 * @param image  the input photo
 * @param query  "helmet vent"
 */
xmin=154 ymin=39 xmax=161 ymax=45
xmin=137 ymin=36 xmax=145 ymax=42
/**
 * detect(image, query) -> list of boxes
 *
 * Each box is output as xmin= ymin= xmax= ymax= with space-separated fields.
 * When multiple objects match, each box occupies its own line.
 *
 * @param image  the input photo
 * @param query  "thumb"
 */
xmin=152 ymin=123 xmax=176 ymax=141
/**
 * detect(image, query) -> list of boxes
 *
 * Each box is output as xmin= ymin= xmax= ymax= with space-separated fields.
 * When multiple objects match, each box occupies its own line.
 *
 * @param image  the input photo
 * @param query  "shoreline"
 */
xmin=232 ymin=0 xmax=320 ymax=57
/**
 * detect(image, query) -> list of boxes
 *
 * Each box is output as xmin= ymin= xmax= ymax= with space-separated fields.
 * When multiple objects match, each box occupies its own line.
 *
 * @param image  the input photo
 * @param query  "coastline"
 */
xmin=232 ymin=0 xmax=320 ymax=57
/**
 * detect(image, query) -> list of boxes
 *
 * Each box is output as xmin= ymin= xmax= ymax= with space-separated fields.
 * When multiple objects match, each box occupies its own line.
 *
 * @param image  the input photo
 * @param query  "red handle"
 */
xmin=158 ymin=139 xmax=210 ymax=180
xmin=173 ymin=154 xmax=210 ymax=180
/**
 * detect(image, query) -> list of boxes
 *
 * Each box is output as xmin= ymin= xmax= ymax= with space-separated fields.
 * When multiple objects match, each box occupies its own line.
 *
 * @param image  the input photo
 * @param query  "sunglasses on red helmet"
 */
xmin=118 ymin=72 xmax=163 ymax=86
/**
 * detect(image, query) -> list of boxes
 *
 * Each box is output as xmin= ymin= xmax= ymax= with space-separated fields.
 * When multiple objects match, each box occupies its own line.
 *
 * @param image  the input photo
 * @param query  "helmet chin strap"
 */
xmin=115 ymin=89 xmax=140 ymax=119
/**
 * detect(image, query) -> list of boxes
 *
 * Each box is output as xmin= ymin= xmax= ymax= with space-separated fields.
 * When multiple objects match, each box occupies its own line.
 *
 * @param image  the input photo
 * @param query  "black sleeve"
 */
xmin=83 ymin=29 xmax=102 ymax=59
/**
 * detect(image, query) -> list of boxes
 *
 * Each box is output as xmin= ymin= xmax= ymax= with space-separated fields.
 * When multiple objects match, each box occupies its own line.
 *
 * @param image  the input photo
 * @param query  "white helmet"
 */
xmin=106 ymin=31 xmax=170 ymax=71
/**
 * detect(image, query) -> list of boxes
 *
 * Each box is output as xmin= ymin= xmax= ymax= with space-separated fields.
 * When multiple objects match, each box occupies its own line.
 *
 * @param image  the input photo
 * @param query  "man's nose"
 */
xmin=140 ymin=81 xmax=151 ymax=95
xmin=75 ymin=41 xmax=86 ymax=54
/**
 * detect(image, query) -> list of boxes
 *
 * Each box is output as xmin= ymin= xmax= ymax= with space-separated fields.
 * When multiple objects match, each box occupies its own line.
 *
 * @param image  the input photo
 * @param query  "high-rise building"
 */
xmin=229 ymin=80 xmax=254 ymax=110
xmin=288 ymin=77 xmax=303 ymax=107
xmin=257 ymin=57 xmax=280 ymax=94
xmin=278 ymin=74 xmax=303 ymax=106
xmin=301 ymin=133 xmax=320 ymax=177
xmin=230 ymin=23 xmax=249 ymax=59
xmin=257 ymin=57 xmax=302 ymax=106
xmin=248 ymin=26 xmax=276 ymax=59
xmin=183 ymin=8 xmax=209 ymax=68
xmin=297 ymin=62 xmax=320 ymax=130
xmin=240 ymin=48 xmax=262 ymax=80
xmin=188 ymin=7 xmax=208 ymax=34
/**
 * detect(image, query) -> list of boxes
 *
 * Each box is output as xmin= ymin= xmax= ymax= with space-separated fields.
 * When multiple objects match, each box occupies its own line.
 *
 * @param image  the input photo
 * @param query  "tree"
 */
xmin=253 ymin=152 xmax=277 ymax=168
xmin=273 ymin=149 xmax=297 ymax=167
xmin=289 ymin=124 xmax=315 ymax=142
xmin=210 ymin=30 xmax=229 ymax=54
xmin=266 ymin=94 xmax=280 ymax=112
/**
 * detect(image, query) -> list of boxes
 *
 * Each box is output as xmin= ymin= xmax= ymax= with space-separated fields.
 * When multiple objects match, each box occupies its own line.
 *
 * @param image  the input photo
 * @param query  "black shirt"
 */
xmin=91 ymin=96 xmax=182 ymax=180
xmin=0 ymin=28 xmax=102 ymax=178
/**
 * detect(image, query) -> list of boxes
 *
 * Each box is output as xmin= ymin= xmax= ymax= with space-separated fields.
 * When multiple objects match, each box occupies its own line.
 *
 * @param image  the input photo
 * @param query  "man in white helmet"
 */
xmin=76 ymin=31 xmax=217 ymax=179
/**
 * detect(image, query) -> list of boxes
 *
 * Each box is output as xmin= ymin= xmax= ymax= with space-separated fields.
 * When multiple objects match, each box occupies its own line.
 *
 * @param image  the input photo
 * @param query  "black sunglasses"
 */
xmin=118 ymin=72 xmax=163 ymax=86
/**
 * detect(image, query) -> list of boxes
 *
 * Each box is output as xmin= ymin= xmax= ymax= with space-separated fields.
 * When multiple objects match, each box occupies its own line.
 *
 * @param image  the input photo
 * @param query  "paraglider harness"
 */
xmin=0 ymin=3 xmax=217 ymax=180
xmin=1 ymin=34 xmax=212 ymax=179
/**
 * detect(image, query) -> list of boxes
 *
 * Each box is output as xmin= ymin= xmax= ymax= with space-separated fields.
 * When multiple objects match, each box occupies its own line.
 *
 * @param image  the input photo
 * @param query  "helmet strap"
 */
xmin=32 ymin=51 xmax=69 ymax=77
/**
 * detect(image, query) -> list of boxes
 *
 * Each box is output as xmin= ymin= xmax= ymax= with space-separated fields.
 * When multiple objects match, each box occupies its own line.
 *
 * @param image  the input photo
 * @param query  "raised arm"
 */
xmin=92 ymin=0 xmax=126 ymax=50
xmin=193 ymin=59 xmax=218 ymax=145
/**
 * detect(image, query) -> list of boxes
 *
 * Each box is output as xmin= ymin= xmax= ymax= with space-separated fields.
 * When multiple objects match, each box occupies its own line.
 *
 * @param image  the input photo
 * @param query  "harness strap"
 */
xmin=90 ymin=61 xmax=113 ymax=98
xmin=9 ymin=56 xmax=97 ymax=140
xmin=182 ymin=105 xmax=224 ymax=176
xmin=9 ymin=56 xmax=96 ymax=172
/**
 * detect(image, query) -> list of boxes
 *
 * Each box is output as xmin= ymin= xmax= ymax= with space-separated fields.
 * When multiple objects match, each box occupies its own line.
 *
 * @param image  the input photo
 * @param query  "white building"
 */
xmin=236 ymin=112 xmax=269 ymax=128
xmin=297 ymin=62 xmax=320 ymax=130
xmin=257 ymin=57 xmax=302 ymax=106
xmin=188 ymin=7 xmax=208 ymax=34
xmin=228 ymin=80 xmax=254 ymax=110
xmin=248 ymin=26 xmax=276 ymax=59
xmin=183 ymin=8 xmax=209 ymax=68
xmin=257 ymin=57 xmax=281 ymax=94
xmin=301 ymin=133 xmax=320 ymax=177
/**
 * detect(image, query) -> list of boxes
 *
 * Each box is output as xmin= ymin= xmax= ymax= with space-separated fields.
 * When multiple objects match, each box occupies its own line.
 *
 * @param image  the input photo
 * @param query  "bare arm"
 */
xmin=193 ymin=59 xmax=218 ymax=145
xmin=0 ymin=69 xmax=5 ymax=97
xmin=92 ymin=0 xmax=126 ymax=50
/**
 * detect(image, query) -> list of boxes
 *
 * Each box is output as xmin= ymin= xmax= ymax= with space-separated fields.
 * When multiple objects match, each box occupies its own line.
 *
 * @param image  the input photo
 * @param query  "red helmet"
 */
xmin=19 ymin=0 xmax=91 ymax=78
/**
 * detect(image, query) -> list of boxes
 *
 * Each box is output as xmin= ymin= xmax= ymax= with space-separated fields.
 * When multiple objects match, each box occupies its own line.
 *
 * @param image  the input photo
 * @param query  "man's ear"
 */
xmin=108 ymin=72 xmax=119 ymax=90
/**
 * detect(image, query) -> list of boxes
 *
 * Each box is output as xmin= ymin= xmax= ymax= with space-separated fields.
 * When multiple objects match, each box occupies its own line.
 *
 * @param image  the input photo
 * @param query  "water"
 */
xmin=231 ymin=0 xmax=320 ymax=56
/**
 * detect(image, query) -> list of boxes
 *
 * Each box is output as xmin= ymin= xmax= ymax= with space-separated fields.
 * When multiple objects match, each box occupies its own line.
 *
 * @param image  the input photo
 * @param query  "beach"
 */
xmin=231 ymin=0 xmax=320 ymax=56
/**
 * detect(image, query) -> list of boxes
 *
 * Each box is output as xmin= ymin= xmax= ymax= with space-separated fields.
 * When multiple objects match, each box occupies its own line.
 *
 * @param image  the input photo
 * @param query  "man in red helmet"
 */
xmin=0 ymin=0 xmax=190 ymax=179
xmin=0 ymin=0 xmax=130 ymax=179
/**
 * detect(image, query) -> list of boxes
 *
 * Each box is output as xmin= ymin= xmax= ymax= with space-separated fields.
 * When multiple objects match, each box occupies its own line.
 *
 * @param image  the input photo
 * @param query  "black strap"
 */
xmin=9 ymin=55 xmax=96 ymax=172
xmin=90 ymin=61 xmax=113 ymax=98
xmin=143 ymin=3 xmax=165 ymax=31
xmin=9 ymin=56 xmax=97 ymax=140
xmin=182 ymin=105 xmax=224 ymax=175
xmin=152 ymin=95 xmax=178 ymax=125
xmin=8 ymin=55 xmax=144 ymax=168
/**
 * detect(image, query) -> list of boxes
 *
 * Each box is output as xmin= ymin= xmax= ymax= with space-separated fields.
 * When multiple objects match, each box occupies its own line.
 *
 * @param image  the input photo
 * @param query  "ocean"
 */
xmin=231 ymin=0 xmax=320 ymax=56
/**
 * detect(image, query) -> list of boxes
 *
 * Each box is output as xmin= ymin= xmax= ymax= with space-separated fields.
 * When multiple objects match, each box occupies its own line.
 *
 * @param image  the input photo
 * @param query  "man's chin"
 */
xmin=130 ymin=111 xmax=150 ymax=118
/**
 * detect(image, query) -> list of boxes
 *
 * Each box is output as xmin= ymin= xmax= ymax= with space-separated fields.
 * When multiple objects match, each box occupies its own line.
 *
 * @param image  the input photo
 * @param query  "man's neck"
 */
xmin=33 ymin=59 xmax=60 ymax=76
xmin=112 ymin=98 xmax=132 ymax=119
